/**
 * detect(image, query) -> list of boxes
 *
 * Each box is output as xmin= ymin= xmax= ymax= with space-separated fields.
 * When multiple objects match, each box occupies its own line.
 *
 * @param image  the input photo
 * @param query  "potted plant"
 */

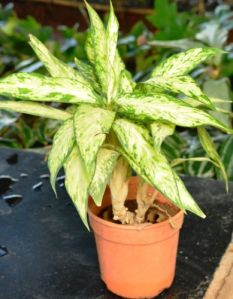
xmin=0 ymin=2 xmax=232 ymax=298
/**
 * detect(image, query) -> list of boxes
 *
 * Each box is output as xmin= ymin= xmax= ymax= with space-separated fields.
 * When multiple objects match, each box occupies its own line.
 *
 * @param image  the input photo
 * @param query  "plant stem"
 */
xmin=109 ymin=157 xmax=135 ymax=224
xmin=135 ymin=177 xmax=158 ymax=224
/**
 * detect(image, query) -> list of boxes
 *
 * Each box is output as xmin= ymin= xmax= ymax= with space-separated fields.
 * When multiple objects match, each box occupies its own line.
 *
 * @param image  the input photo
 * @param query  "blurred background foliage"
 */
xmin=0 ymin=0 xmax=233 ymax=181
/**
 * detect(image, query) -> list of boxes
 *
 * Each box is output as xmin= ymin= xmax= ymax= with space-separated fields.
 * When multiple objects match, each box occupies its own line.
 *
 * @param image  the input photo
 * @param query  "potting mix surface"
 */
xmin=0 ymin=148 xmax=233 ymax=299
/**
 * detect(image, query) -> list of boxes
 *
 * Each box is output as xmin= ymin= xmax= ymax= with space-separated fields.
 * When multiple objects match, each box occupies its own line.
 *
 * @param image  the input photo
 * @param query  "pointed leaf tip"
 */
xmin=198 ymin=127 xmax=229 ymax=192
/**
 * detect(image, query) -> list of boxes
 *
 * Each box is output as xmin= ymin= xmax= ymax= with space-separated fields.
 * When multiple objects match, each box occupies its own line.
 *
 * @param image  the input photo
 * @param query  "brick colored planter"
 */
xmin=88 ymin=176 xmax=184 ymax=298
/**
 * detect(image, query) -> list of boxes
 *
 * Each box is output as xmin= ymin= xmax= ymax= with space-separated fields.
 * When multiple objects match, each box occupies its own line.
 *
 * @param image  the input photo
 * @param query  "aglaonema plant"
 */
xmin=0 ymin=2 xmax=232 ymax=229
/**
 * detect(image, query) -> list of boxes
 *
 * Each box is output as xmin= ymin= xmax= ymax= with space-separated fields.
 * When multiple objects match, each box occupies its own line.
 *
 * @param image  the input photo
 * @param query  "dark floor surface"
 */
xmin=0 ymin=148 xmax=233 ymax=299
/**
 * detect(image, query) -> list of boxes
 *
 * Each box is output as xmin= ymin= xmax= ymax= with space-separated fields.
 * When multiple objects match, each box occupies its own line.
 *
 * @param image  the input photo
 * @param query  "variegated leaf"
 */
xmin=115 ymin=52 xmax=135 ymax=94
xmin=171 ymin=157 xmax=218 ymax=168
xmin=106 ymin=2 xmax=118 ymax=68
xmin=74 ymin=57 xmax=94 ymax=77
xmin=120 ymin=71 xmax=135 ymax=94
xmin=145 ymin=75 xmax=213 ymax=108
xmin=85 ymin=1 xmax=120 ymax=102
xmin=134 ymin=83 xmax=164 ymax=95
xmin=85 ymin=1 xmax=133 ymax=96
xmin=64 ymin=146 xmax=90 ymax=229
xmin=151 ymin=122 xmax=175 ymax=150
xmin=198 ymin=127 xmax=228 ymax=191
xmin=119 ymin=149 xmax=151 ymax=186
xmin=151 ymin=47 xmax=220 ymax=77
xmin=0 ymin=73 xmax=99 ymax=104
xmin=85 ymin=1 xmax=108 ymax=95
xmin=148 ymin=39 xmax=203 ymax=50
xmin=0 ymin=100 xmax=71 ymax=120
xmin=106 ymin=1 xmax=119 ymax=99
xmin=74 ymin=105 xmax=115 ymax=180
xmin=85 ymin=30 xmax=95 ymax=65
xmin=29 ymin=34 xmax=93 ymax=89
xmin=172 ymin=171 xmax=206 ymax=218
xmin=116 ymin=93 xmax=232 ymax=133
xmin=112 ymin=119 xmax=185 ymax=211
xmin=89 ymin=148 xmax=119 ymax=206
xmin=74 ymin=57 xmax=100 ymax=91
xmin=48 ymin=118 xmax=75 ymax=194
xmin=113 ymin=119 xmax=205 ymax=217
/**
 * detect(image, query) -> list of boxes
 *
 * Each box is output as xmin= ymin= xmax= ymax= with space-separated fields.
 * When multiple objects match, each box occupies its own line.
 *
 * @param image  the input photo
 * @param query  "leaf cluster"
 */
xmin=0 ymin=2 xmax=232 ymax=228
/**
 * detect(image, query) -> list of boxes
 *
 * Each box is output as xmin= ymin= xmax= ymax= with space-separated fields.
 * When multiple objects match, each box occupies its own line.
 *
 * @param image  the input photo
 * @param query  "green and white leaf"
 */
xmin=145 ymin=75 xmax=213 ymax=108
xmin=120 ymin=71 xmax=134 ymax=94
xmin=0 ymin=100 xmax=71 ymax=120
xmin=85 ymin=1 xmax=108 ymax=95
xmin=0 ymin=73 xmax=99 ymax=104
xmin=74 ymin=105 xmax=115 ymax=180
xmin=172 ymin=171 xmax=206 ymax=218
xmin=151 ymin=47 xmax=220 ymax=77
xmin=89 ymin=148 xmax=119 ymax=206
xmin=74 ymin=57 xmax=100 ymax=91
xmin=171 ymin=157 xmax=218 ymax=168
xmin=198 ymin=126 xmax=228 ymax=191
xmin=113 ymin=119 xmax=185 ymax=211
xmin=116 ymin=93 xmax=232 ymax=133
xmin=106 ymin=2 xmax=118 ymax=68
xmin=134 ymin=82 xmax=164 ymax=95
xmin=74 ymin=58 xmax=94 ymax=77
xmin=106 ymin=1 xmax=119 ymax=99
xmin=114 ymin=52 xmax=135 ymax=94
xmin=148 ymin=38 xmax=203 ymax=50
xmin=48 ymin=118 xmax=75 ymax=194
xmin=85 ymin=30 xmax=95 ymax=65
xmin=151 ymin=121 xmax=175 ymax=150
xmin=29 ymin=34 xmax=93 ymax=89
xmin=64 ymin=146 xmax=90 ymax=229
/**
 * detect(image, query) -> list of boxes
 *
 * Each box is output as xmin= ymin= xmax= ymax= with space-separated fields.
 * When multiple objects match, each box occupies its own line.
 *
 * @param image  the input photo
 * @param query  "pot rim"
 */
xmin=88 ymin=202 xmax=184 ymax=231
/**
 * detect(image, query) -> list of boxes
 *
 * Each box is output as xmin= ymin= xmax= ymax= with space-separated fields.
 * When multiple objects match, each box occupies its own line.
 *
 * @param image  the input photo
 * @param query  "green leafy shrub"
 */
xmin=146 ymin=3 xmax=233 ymax=180
xmin=0 ymin=2 xmax=232 ymax=227
xmin=147 ymin=0 xmax=205 ymax=40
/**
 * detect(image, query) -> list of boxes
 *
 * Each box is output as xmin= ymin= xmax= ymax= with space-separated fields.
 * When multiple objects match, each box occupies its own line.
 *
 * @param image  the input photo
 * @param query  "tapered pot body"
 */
xmin=88 ymin=177 xmax=184 ymax=298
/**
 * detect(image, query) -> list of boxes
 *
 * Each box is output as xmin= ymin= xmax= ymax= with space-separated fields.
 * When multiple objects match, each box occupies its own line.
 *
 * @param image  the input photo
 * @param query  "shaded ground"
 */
xmin=0 ymin=147 xmax=233 ymax=299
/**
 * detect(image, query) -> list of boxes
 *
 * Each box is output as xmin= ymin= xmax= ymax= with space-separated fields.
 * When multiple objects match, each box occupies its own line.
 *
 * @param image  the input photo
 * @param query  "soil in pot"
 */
xmin=99 ymin=199 xmax=180 ymax=225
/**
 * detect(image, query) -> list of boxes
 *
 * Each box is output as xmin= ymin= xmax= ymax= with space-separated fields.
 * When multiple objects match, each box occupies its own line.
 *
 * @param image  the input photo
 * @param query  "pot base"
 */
xmin=103 ymin=276 xmax=172 ymax=299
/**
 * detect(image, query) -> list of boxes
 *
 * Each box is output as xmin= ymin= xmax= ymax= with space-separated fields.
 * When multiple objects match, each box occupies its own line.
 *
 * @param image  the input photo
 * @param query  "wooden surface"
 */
xmin=204 ymin=240 xmax=233 ymax=299
xmin=1 ymin=0 xmax=153 ymax=32
xmin=20 ymin=0 xmax=153 ymax=14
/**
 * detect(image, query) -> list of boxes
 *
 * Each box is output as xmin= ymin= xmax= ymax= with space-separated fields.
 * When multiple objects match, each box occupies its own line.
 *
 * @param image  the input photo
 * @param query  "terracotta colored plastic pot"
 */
xmin=88 ymin=177 xmax=184 ymax=298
